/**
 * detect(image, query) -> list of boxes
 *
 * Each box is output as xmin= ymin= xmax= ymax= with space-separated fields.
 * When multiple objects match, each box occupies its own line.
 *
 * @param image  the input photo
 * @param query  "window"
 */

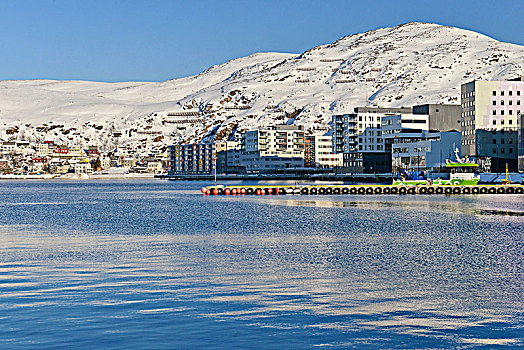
xmin=509 ymin=138 xmax=513 ymax=144
xmin=493 ymin=101 xmax=496 ymax=105
xmin=493 ymin=120 xmax=496 ymax=125
xmin=501 ymin=110 xmax=505 ymax=115
xmin=493 ymin=91 xmax=496 ymax=96
xmin=493 ymin=110 xmax=496 ymax=115
xmin=509 ymin=91 xmax=513 ymax=96
xmin=509 ymin=110 xmax=513 ymax=115
xmin=493 ymin=148 xmax=497 ymax=154
xmin=501 ymin=100 xmax=504 ymax=105
xmin=493 ymin=139 xmax=496 ymax=144
xmin=517 ymin=91 xmax=521 ymax=96
xmin=509 ymin=148 xmax=513 ymax=154
xmin=517 ymin=100 xmax=521 ymax=105
xmin=501 ymin=120 xmax=504 ymax=125
xmin=501 ymin=148 xmax=505 ymax=154
xmin=501 ymin=91 xmax=505 ymax=96
xmin=501 ymin=138 xmax=505 ymax=144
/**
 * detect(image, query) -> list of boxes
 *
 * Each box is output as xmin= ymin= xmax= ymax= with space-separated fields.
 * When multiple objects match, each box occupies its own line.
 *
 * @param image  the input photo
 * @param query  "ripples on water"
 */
xmin=0 ymin=180 xmax=522 ymax=349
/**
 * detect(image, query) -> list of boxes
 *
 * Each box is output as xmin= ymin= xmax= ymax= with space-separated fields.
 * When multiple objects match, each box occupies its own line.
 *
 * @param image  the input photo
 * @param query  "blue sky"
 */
xmin=0 ymin=0 xmax=523 ymax=82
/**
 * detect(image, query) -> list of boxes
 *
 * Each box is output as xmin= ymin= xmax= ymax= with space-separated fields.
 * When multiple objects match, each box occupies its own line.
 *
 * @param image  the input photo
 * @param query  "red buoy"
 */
xmin=225 ymin=189 xmax=230 ymax=195
xmin=260 ymin=189 xmax=265 ymax=195
xmin=201 ymin=187 xmax=207 ymax=194
xmin=275 ymin=188 xmax=279 ymax=195
xmin=232 ymin=188 xmax=237 ymax=195
xmin=267 ymin=188 xmax=272 ymax=194
xmin=241 ymin=188 xmax=246 ymax=194
xmin=256 ymin=189 xmax=261 ymax=195
xmin=206 ymin=189 xmax=211 ymax=195
xmin=212 ymin=189 xmax=218 ymax=195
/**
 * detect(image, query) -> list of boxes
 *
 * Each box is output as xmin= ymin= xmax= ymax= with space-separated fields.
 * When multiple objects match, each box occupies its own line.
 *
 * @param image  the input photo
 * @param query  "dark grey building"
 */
xmin=517 ymin=113 xmax=524 ymax=172
xmin=413 ymin=104 xmax=461 ymax=131
xmin=475 ymin=129 xmax=518 ymax=172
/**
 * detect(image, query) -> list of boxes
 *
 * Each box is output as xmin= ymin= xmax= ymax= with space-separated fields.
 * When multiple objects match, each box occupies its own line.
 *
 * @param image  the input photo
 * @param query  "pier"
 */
xmin=201 ymin=184 xmax=524 ymax=196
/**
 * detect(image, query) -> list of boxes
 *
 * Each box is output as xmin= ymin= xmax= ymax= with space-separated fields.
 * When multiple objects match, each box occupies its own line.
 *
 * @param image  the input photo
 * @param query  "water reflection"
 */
xmin=261 ymin=196 xmax=524 ymax=217
xmin=0 ymin=181 xmax=522 ymax=349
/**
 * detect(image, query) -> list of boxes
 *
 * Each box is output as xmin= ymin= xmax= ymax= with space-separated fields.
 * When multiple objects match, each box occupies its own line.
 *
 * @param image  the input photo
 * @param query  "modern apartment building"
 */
xmin=305 ymin=135 xmax=342 ymax=168
xmin=215 ymin=140 xmax=243 ymax=174
xmin=168 ymin=143 xmax=215 ymax=175
xmin=461 ymin=78 xmax=524 ymax=171
xmin=332 ymin=104 xmax=459 ymax=173
xmin=332 ymin=107 xmax=411 ymax=173
xmin=241 ymin=125 xmax=305 ymax=173
xmin=391 ymin=131 xmax=461 ymax=171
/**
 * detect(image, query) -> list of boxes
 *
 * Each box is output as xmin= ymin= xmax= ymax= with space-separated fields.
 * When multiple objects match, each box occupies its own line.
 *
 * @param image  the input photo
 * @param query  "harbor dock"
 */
xmin=201 ymin=184 xmax=524 ymax=196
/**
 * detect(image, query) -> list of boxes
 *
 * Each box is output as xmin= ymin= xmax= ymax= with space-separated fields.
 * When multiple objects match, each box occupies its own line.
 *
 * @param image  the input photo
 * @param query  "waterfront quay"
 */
xmin=156 ymin=172 xmax=393 ymax=182
xmin=201 ymin=184 xmax=524 ymax=196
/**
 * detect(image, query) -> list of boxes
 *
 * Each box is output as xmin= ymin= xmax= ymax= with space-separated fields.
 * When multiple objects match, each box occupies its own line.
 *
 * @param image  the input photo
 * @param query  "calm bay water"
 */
xmin=0 ymin=180 xmax=522 ymax=349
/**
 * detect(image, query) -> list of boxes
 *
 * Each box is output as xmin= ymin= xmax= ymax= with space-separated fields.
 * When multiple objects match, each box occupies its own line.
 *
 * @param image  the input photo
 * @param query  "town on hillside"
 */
xmin=1 ymin=78 xmax=523 ymax=177
xmin=169 ymin=78 xmax=524 ymax=176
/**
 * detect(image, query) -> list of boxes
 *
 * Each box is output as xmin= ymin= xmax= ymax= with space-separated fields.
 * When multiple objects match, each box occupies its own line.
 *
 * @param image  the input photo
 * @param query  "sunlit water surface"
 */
xmin=0 ymin=180 xmax=522 ymax=349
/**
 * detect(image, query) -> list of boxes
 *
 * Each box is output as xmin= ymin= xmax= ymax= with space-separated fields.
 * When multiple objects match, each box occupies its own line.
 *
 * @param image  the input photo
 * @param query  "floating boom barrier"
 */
xmin=201 ymin=184 xmax=524 ymax=196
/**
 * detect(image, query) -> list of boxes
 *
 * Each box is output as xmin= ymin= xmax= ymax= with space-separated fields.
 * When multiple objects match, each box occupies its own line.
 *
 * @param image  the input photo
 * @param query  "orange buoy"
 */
xmin=206 ymin=189 xmax=210 ymax=195
xmin=225 ymin=189 xmax=230 ymax=195
xmin=212 ymin=189 xmax=218 ymax=195
xmin=241 ymin=188 xmax=246 ymax=194
xmin=232 ymin=188 xmax=237 ymax=195
xmin=256 ymin=189 xmax=261 ymax=195
xmin=267 ymin=188 xmax=273 ymax=194
xmin=275 ymin=188 xmax=279 ymax=195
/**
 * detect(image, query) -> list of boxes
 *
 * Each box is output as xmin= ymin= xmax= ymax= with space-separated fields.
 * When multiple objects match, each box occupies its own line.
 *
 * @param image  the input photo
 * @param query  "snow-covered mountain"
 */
xmin=1 ymin=22 xmax=523 ymax=154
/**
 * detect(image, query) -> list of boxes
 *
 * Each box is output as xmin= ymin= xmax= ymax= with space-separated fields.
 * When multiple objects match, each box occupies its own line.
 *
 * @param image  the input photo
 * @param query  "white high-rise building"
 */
xmin=241 ymin=125 xmax=305 ymax=173
xmin=305 ymin=135 xmax=342 ymax=168
xmin=461 ymin=78 xmax=524 ymax=172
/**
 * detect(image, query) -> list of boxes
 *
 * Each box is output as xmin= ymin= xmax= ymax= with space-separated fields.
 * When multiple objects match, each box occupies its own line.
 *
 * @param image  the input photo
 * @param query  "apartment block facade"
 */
xmin=168 ymin=143 xmax=215 ymax=175
xmin=241 ymin=125 xmax=305 ymax=173
xmin=461 ymin=78 xmax=524 ymax=171
xmin=304 ymin=135 xmax=342 ymax=168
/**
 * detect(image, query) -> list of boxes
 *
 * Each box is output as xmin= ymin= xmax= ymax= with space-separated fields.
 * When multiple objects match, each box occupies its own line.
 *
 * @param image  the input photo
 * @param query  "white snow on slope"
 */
xmin=1 ymin=22 xmax=523 ymax=155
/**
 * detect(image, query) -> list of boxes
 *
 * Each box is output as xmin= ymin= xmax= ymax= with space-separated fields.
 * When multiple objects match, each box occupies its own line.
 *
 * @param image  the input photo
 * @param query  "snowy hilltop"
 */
xmin=1 ymin=22 xmax=523 ymax=155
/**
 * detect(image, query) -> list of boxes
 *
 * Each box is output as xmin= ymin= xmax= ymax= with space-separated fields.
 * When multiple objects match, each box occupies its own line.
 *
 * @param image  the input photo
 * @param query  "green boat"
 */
xmin=393 ymin=149 xmax=480 ymax=186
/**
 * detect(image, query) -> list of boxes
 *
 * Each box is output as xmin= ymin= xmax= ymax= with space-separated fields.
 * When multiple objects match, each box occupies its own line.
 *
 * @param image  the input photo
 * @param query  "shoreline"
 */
xmin=0 ymin=173 xmax=157 ymax=180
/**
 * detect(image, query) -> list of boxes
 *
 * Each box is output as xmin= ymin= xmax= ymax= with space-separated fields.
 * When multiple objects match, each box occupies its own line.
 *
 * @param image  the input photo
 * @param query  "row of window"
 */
xmin=358 ymin=145 xmax=384 ymax=151
xmin=493 ymin=90 xmax=521 ymax=96
xmin=492 ymin=110 xmax=520 ymax=116
xmin=492 ymin=119 xmax=515 ymax=125
xmin=358 ymin=116 xmax=382 ymax=122
xmin=492 ymin=148 xmax=513 ymax=154
xmin=492 ymin=138 xmax=513 ymax=144
xmin=492 ymin=100 xmax=521 ymax=106
xmin=393 ymin=146 xmax=431 ymax=153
